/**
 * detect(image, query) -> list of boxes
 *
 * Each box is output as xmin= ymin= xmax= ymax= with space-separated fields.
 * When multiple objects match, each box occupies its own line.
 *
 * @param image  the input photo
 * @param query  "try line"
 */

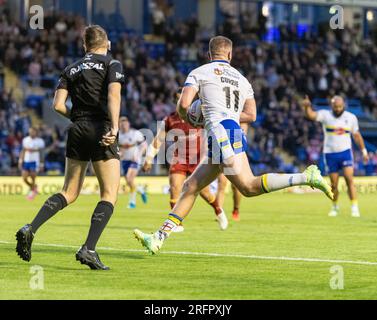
xmin=1 ymin=240 xmax=376 ymax=266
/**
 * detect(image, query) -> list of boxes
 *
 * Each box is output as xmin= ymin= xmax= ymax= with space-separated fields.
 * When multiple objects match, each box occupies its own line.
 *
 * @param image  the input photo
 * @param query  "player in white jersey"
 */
xmin=18 ymin=127 xmax=45 ymax=200
xmin=134 ymin=36 xmax=333 ymax=254
xmin=118 ymin=116 xmax=147 ymax=208
xmin=303 ymin=95 xmax=369 ymax=217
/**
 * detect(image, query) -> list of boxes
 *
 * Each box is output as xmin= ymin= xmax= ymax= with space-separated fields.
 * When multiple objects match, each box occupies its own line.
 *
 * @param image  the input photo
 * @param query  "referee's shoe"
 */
xmin=16 ymin=224 xmax=34 ymax=262
xmin=76 ymin=245 xmax=110 ymax=270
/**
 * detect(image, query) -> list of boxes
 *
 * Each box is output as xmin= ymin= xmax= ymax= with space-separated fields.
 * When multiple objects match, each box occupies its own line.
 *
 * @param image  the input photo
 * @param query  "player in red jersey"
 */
xmin=143 ymin=90 xmax=228 ymax=232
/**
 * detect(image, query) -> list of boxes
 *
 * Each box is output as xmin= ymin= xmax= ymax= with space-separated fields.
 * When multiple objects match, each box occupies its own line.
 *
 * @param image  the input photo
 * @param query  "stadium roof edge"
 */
xmin=273 ymin=0 xmax=377 ymax=9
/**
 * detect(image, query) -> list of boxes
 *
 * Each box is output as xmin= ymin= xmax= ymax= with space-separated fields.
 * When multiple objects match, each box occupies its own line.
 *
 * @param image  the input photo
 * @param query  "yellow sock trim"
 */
xmin=207 ymin=194 xmax=216 ymax=204
xmin=261 ymin=174 xmax=270 ymax=193
xmin=169 ymin=216 xmax=181 ymax=225
xmin=351 ymin=200 xmax=358 ymax=206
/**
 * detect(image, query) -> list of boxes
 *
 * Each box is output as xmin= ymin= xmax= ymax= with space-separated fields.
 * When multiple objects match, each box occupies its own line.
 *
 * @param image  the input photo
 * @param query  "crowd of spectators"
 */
xmin=0 ymin=8 xmax=376 ymax=176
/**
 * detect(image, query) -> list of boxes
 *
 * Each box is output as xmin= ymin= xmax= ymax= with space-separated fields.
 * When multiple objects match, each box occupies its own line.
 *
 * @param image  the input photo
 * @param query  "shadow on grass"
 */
xmin=31 ymin=246 xmax=144 ymax=259
xmin=1 ymin=251 xmax=146 ymax=273
xmin=45 ymin=224 xmax=136 ymax=232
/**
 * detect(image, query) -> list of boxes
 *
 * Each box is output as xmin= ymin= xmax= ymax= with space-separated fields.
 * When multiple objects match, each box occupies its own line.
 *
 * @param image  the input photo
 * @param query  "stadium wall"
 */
xmin=1 ymin=177 xmax=377 ymax=196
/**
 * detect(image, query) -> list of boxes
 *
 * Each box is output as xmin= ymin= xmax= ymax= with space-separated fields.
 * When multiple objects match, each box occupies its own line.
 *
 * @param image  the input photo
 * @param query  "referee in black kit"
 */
xmin=15 ymin=25 xmax=124 ymax=270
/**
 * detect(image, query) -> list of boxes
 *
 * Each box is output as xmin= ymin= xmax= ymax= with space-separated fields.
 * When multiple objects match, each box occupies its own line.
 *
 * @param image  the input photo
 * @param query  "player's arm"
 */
xmin=353 ymin=131 xmax=369 ymax=164
xmin=53 ymin=89 xmax=70 ymax=119
xmin=38 ymin=147 xmax=45 ymax=173
xmin=143 ymin=122 xmax=167 ymax=172
xmin=18 ymin=148 xmax=25 ymax=171
xmin=240 ymin=98 xmax=257 ymax=123
xmin=138 ymin=139 xmax=148 ymax=158
xmin=302 ymin=95 xmax=317 ymax=121
xmin=177 ymin=86 xmax=198 ymax=122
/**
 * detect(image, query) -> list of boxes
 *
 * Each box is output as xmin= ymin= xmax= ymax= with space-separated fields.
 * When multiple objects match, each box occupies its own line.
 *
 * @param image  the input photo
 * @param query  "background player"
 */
xmin=302 ymin=95 xmax=369 ymax=217
xmin=134 ymin=36 xmax=333 ymax=254
xmin=119 ymin=116 xmax=147 ymax=209
xmin=15 ymin=25 xmax=124 ymax=270
xmin=216 ymin=122 xmax=249 ymax=221
xmin=18 ymin=127 xmax=45 ymax=200
xmin=143 ymin=90 xmax=228 ymax=231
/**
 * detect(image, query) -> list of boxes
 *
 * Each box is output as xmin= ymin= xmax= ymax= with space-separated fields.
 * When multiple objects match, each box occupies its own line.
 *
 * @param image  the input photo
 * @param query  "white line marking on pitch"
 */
xmin=1 ymin=240 xmax=376 ymax=266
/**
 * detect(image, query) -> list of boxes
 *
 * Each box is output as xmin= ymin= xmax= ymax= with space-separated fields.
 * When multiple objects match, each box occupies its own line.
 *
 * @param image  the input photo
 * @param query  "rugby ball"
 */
xmin=187 ymin=99 xmax=204 ymax=127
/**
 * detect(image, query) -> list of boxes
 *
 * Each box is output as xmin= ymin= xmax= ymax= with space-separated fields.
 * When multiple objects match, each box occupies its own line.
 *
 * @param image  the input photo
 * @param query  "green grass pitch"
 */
xmin=1 ymin=191 xmax=377 ymax=300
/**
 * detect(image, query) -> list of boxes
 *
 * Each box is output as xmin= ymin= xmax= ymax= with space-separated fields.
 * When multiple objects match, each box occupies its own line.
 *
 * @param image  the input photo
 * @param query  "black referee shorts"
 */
xmin=66 ymin=120 xmax=120 ymax=162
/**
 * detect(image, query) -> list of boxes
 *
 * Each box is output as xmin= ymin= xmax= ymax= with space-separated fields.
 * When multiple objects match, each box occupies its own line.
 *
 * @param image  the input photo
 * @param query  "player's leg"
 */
xmin=134 ymin=159 xmax=221 ymax=254
xmin=126 ymin=167 xmax=138 ymax=208
xmin=27 ymin=170 xmax=38 ymax=200
xmin=22 ymin=170 xmax=34 ymax=199
xmin=343 ymin=166 xmax=360 ymax=217
xmin=169 ymin=172 xmax=186 ymax=209
xmin=169 ymin=160 xmax=221 ymax=220
xmin=16 ymin=158 xmax=88 ymax=261
xmin=199 ymin=186 xmax=222 ymax=216
xmin=216 ymin=173 xmax=228 ymax=208
xmin=21 ymin=171 xmax=32 ymax=188
xmin=211 ymin=119 xmax=332 ymax=199
xmin=223 ymin=151 xmax=333 ymax=199
xmin=231 ymin=183 xmax=242 ymax=221
xmin=168 ymin=172 xmax=186 ymax=232
xmin=328 ymin=173 xmax=340 ymax=217
xmin=199 ymin=185 xmax=228 ymax=230
xmin=232 ymin=121 xmax=246 ymax=221
xmin=82 ymin=158 xmax=120 ymax=253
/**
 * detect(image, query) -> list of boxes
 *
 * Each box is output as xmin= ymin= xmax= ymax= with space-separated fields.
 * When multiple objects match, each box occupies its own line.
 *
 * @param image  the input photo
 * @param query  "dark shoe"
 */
xmin=75 ymin=245 xmax=110 ymax=270
xmin=16 ymin=224 xmax=34 ymax=262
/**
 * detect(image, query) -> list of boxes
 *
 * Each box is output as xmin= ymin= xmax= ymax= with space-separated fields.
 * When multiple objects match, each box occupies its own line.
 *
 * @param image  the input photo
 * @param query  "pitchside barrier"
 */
xmin=0 ymin=176 xmax=377 ymax=196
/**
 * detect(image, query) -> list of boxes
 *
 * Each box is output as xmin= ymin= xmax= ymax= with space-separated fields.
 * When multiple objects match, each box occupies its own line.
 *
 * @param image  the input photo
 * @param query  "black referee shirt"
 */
xmin=57 ymin=53 xmax=125 ymax=122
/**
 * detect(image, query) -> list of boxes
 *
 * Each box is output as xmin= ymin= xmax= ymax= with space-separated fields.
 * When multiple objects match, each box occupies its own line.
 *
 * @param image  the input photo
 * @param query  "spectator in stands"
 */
xmin=1 ymin=8 xmax=376 ymax=176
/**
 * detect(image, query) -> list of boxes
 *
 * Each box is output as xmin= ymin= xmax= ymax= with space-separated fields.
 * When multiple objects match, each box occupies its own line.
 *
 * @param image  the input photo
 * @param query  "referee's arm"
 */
xmin=107 ymin=82 xmax=121 ymax=132
xmin=101 ymin=82 xmax=121 ymax=146
xmin=53 ymin=89 xmax=70 ymax=119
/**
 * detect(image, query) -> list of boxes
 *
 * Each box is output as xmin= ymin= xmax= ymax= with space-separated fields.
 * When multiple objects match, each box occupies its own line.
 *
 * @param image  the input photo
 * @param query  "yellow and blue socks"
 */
xmin=156 ymin=213 xmax=183 ymax=240
xmin=129 ymin=186 xmax=136 ymax=205
xmin=261 ymin=173 xmax=307 ymax=193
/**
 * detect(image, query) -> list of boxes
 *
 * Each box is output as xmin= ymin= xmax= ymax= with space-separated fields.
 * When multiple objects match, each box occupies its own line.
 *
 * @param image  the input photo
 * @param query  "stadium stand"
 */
xmin=0 ymin=8 xmax=376 ymax=176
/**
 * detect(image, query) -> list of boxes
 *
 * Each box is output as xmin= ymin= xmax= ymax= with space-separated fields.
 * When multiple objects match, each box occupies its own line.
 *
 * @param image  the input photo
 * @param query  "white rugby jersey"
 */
xmin=316 ymin=110 xmax=359 ymax=154
xmin=118 ymin=128 xmax=145 ymax=162
xmin=184 ymin=60 xmax=254 ymax=130
xmin=22 ymin=136 xmax=45 ymax=163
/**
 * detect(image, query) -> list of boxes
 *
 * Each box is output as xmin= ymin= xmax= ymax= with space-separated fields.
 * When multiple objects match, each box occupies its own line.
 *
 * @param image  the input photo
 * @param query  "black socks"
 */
xmin=84 ymin=201 xmax=114 ymax=251
xmin=30 ymin=196 xmax=114 ymax=252
xmin=31 ymin=193 xmax=68 ymax=233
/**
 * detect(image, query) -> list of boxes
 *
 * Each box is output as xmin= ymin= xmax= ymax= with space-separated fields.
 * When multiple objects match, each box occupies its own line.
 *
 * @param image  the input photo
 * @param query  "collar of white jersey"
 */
xmin=210 ymin=60 xmax=230 ymax=64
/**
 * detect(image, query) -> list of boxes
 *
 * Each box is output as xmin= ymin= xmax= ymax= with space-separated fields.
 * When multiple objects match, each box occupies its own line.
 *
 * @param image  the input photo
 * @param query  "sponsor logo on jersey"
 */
xmin=325 ymin=126 xmax=351 ymax=135
xmin=223 ymin=69 xmax=240 ymax=79
xmin=214 ymin=68 xmax=223 ymax=75
xmin=116 ymin=72 xmax=124 ymax=80
xmin=69 ymin=62 xmax=105 ymax=75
